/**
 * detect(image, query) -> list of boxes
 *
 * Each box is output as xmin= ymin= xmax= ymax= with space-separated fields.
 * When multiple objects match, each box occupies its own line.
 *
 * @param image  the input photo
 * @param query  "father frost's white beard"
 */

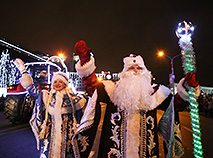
xmin=110 ymin=71 xmax=154 ymax=113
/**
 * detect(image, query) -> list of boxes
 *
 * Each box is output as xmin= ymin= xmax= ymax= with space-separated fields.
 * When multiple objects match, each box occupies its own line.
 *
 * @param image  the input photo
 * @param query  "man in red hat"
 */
xmin=72 ymin=40 xmax=200 ymax=158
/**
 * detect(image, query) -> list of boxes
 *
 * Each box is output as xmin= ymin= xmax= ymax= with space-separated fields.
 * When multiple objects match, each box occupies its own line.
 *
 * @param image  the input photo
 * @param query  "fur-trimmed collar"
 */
xmin=77 ymin=82 xmax=171 ymax=134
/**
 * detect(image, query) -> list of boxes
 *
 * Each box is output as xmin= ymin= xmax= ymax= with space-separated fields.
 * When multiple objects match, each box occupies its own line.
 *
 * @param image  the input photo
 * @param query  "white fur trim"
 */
xmin=19 ymin=74 xmax=33 ymax=88
xmin=177 ymin=78 xmax=200 ymax=102
xmin=102 ymin=80 xmax=115 ymax=96
xmin=77 ymin=83 xmax=171 ymax=134
xmin=77 ymin=82 xmax=114 ymax=133
xmin=51 ymin=72 xmax=69 ymax=87
xmin=75 ymin=57 xmax=96 ymax=77
xmin=42 ymin=90 xmax=49 ymax=108
xmin=77 ymin=90 xmax=98 ymax=133
xmin=50 ymin=90 xmax=65 ymax=158
xmin=126 ymin=112 xmax=140 ymax=158
xmin=177 ymin=78 xmax=189 ymax=102
xmin=53 ymin=91 xmax=63 ymax=157
xmin=149 ymin=85 xmax=171 ymax=110
xmin=122 ymin=54 xmax=146 ymax=72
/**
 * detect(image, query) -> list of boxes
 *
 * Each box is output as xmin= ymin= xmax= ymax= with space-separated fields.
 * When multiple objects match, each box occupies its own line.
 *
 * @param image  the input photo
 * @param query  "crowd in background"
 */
xmin=198 ymin=92 xmax=213 ymax=118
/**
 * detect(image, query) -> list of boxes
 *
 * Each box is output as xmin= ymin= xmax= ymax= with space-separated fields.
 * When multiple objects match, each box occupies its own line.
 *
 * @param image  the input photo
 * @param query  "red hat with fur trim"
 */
xmin=122 ymin=54 xmax=146 ymax=72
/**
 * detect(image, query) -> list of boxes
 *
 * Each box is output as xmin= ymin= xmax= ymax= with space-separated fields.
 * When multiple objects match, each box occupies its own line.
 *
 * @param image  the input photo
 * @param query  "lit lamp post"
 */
xmin=58 ymin=53 xmax=65 ymax=61
xmin=158 ymin=51 xmax=181 ymax=94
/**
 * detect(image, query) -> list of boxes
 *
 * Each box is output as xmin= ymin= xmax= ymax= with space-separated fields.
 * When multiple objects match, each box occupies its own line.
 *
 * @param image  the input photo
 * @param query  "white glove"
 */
xmin=13 ymin=58 xmax=26 ymax=73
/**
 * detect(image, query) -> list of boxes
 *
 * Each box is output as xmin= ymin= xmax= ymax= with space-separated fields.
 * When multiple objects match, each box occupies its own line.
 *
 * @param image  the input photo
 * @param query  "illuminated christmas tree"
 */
xmin=0 ymin=49 xmax=16 ymax=97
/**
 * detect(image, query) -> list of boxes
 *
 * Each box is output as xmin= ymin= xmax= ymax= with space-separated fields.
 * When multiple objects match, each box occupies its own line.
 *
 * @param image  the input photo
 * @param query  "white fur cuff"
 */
xmin=177 ymin=78 xmax=200 ymax=102
xmin=19 ymin=74 xmax=33 ymax=88
xmin=150 ymin=85 xmax=171 ymax=110
xmin=75 ymin=57 xmax=96 ymax=78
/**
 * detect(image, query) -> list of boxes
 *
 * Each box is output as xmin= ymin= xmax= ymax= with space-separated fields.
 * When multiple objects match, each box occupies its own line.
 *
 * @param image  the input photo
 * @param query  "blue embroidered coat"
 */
xmin=26 ymin=84 xmax=86 ymax=158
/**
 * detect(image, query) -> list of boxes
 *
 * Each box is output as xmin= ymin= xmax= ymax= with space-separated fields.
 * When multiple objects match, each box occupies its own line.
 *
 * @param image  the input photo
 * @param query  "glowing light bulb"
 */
xmin=158 ymin=51 xmax=164 ymax=57
xmin=176 ymin=21 xmax=194 ymax=38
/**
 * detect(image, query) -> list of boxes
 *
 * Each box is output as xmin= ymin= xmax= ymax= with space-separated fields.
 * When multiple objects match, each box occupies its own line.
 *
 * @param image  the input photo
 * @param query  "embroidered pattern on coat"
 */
xmin=67 ymin=118 xmax=74 ymax=153
xmin=61 ymin=115 xmax=68 ymax=157
xmin=110 ymin=112 xmax=121 ymax=148
xmin=119 ymin=111 xmax=128 ymax=158
xmin=146 ymin=116 xmax=156 ymax=157
xmin=174 ymin=123 xmax=184 ymax=157
xmin=139 ymin=111 xmax=147 ymax=157
xmin=41 ymin=138 xmax=49 ymax=157
xmin=108 ymin=112 xmax=121 ymax=157
xmin=78 ymin=135 xmax=89 ymax=152
xmin=108 ymin=148 xmax=122 ymax=158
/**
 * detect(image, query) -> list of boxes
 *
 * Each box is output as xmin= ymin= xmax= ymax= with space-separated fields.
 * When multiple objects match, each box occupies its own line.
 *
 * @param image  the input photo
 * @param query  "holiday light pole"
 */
xmin=158 ymin=51 xmax=181 ymax=95
xmin=176 ymin=21 xmax=203 ymax=158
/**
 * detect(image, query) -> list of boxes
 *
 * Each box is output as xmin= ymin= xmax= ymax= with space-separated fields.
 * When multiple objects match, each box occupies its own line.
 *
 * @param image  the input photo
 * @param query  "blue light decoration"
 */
xmin=176 ymin=21 xmax=203 ymax=158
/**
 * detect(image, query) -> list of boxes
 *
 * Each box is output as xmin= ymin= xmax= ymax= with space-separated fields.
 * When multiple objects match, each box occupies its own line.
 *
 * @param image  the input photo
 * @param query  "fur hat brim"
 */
xmin=51 ymin=72 xmax=69 ymax=87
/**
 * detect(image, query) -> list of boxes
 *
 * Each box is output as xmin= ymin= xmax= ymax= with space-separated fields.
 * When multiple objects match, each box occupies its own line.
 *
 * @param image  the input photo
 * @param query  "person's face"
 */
xmin=127 ymin=65 xmax=144 ymax=73
xmin=53 ymin=79 xmax=66 ymax=91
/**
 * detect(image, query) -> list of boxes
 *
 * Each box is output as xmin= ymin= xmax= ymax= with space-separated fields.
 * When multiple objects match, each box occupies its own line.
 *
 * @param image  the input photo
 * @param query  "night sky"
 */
xmin=0 ymin=1 xmax=212 ymax=87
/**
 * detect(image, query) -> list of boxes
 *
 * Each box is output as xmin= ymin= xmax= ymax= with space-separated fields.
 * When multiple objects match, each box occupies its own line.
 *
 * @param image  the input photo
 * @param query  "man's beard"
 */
xmin=110 ymin=70 xmax=154 ymax=113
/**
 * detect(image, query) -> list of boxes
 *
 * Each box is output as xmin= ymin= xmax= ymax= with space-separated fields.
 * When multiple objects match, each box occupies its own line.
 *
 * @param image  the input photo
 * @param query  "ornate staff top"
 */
xmin=176 ymin=21 xmax=197 ymax=74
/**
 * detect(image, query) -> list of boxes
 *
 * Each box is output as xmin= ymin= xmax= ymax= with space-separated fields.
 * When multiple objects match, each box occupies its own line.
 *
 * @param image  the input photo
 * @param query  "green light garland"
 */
xmin=176 ymin=21 xmax=203 ymax=158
